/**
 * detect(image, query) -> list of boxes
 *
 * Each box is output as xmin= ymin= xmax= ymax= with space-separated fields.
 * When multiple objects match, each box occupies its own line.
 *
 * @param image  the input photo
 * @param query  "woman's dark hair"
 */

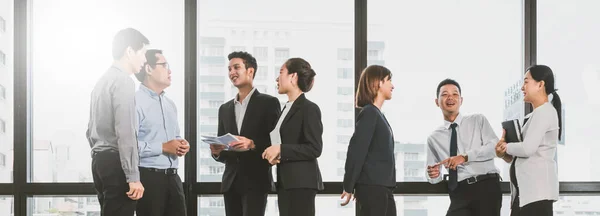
xmin=527 ymin=64 xmax=562 ymax=140
xmin=356 ymin=65 xmax=392 ymax=108
xmin=284 ymin=58 xmax=316 ymax=92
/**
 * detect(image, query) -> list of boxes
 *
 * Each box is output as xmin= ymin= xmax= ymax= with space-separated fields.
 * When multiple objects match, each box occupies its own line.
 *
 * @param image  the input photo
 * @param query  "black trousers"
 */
xmin=92 ymin=151 xmax=137 ymax=216
xmin=355 ymin=184 xmax=397 ymax=216
xmin=136 ymin=168 xmax=187 ymax=216
xmin=447 ymin=176 xmax=502 ymax=216
xmin=277 ymin=188 xmax=317 ymax=216
xmin=510 ymin=198 xmax=553 ymax=216
xmin=224 ymin=176 xmax=268 ymax=216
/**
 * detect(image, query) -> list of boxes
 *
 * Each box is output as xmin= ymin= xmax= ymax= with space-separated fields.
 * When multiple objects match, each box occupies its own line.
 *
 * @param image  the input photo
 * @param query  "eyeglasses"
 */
xmin=152 ymin=62 xmax=170 ymax=70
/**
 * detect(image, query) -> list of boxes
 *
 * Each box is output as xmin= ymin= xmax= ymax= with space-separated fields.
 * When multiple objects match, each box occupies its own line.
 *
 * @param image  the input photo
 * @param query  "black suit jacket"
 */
xmin=214 ymin=90 xmax=281 ymax=193
xmin=277 ymin=94 xmax=324 ymax=190
xmin=343 ymin=104 xmax=396 ymax=193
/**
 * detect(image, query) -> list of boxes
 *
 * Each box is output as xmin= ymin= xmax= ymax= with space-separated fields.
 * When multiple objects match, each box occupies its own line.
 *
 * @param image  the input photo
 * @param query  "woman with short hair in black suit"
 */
xmin=341 ymin=65 xmax=397 ymax=216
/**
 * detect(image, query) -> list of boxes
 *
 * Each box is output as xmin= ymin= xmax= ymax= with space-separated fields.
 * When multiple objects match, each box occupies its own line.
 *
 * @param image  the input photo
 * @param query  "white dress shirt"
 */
xmin=270 ymin=100 xmax=294 ymax=146
xmin=212 ymin=88 xmax=256 ymax=160
xmin=506 ymin=102 xmax=559 ymax=207
xmin=234 ymin=88 xmax=256 ymax=133
xmin=426 ymin=113 xmax=499 ymax=184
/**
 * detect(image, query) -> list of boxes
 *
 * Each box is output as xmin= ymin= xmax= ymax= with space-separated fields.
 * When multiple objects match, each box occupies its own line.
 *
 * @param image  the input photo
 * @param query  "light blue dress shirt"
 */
xmin=136 ymin=84 xmax=181 ymax=169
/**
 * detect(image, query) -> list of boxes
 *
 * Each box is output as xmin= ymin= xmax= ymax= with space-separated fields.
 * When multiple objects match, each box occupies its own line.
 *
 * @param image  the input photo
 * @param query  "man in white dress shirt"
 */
xmin=426 ymin=78 xmax=502 ymax=216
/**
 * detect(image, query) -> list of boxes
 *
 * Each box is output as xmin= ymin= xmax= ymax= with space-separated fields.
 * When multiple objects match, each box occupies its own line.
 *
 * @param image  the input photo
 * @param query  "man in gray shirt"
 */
xmin=87 ymin=27 xmax=149 ymax=216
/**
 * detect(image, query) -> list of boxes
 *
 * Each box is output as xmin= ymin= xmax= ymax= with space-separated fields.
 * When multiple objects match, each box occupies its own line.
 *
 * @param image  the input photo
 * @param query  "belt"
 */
xmin=140 ymin=167 xmax=178 ymax=175
xmin=459 ymin=173 xmax=499 ymax=185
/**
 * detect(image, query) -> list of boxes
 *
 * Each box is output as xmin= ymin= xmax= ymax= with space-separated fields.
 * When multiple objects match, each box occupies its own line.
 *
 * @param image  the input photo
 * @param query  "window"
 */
xmin=538 ymin=0 xmax=600 ymax=181
xmin=201 ymin=84 xmax=222 ymax=92
xmin=370 ymin=0 xmax=523 ymax=182
xmin=337 ymin=48 xmax=352 ymax=61
xmin=0 ymin=16 xmax=5 ymax=33
xmin=404 ymin=152 xmax=419 ymax=161
xmin=337 ymin=151 xmax=346 ymax=160
xmin=0 ymin=50 xmax=5 ymax=66
xmin=337 ymin=68 xmax=352 ymax=79
xmin=0 ymin=119 xmax=5 ymax=134
xmin=201 ymin=45 xmax=225 ymax=57
xmin=337 ymin=87 xmax=353 ymax=96
xmin=0 ymin=196 xmax=12 ymax=216
xmin=198 ymin=0 xmax=353 ymax=182
xmin=274 ymin=66 xmax=280 ymax=78
xmin=0 ymin=2 xmax=13 ymax=184
xmin=256 ymin=66 xmax=268 ymax=80
xmin=337 ymin=102 xmax=353 ymax=112
xmin=404 ymin=168 xmax=419 ymax=177
xmin=85 ymin=197 xmax=99 ymax=206
xmin=209 ymin=199 xmax=225 ymax=207
xmin=337 ymin=135 xmax=351 ymax=144
xmin=0 ymin=153 xmax=5 ymax=166
xmin=0 ymin=84 xmax=5 ymax=100
xmin=256 ymin=85 xmax=268 ymax=93
xmin=208 ymin=100 xmax=223 ymax=108
xmin=253 ymin=47 xmax=268 ymax=61
xmin=230 ymin=46 xmax=246 ymax=52
xmin=274 ymin=48 xmax=289 ymax=63
xmin=200 ymin=195 xmax=358 ymax=216
xmin=337 ymin=119 xmax=353 ymax=128
xmin=31 ymin=0 xmax=186 ymax=182
xmin=209 ymin=166 xmax=224 ymax=175
xmin=367 ymin=50 xmax=379 ymax=60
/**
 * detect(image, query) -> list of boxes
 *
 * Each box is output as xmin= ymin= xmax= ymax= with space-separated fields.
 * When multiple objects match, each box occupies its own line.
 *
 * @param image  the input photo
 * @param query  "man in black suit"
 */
xmin=210 ymin=51 xmax=281 ymax=216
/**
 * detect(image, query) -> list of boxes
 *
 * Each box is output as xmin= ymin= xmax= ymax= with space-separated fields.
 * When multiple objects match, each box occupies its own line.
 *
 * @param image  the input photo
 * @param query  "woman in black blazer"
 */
xmin=262 ymin=57 xmax=323 ymax=216
xmin=341 ymin=65 xmax=396 ymax=216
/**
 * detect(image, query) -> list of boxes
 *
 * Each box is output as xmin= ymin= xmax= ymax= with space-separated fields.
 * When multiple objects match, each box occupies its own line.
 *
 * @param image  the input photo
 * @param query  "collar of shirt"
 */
xmin=139 ymin=83 xmax=165 ymax=99
xmin=443 ymin=112 xmax=464 ymax=129
xmin=111 ymin=63 xmax=129 ymax=74
xmin=234 ymin=87 xmax=256 ymax=106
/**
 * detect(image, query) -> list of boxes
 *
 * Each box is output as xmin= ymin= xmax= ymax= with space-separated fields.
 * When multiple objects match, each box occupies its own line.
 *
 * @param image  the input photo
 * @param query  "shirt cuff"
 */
xmin=125 ymin=172 xmax=140 ymax=183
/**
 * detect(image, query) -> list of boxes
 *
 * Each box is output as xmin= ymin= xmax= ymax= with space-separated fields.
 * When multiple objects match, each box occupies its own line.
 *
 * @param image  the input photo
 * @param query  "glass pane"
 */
xmin=197 ymin=0 xmax=354 ymax=182
xmin=368 ymin=0 xmax=523 ymax=182
xmin=200 ymin=195 xmax=600 ymax=215
xmin=537 ymin=0 xmax=600 ymax=181
xmin=0 ymin=0 xmax=14 ymax=183
xmin=31 ymin=0 xmax=186 ymax=182
xmin=0 ymin=196 xmax=13 ymax=216
xmin=199 ymin=195 xmax=355 ymax=216
xmin=30 ymin=196 xmax=99 ymax=216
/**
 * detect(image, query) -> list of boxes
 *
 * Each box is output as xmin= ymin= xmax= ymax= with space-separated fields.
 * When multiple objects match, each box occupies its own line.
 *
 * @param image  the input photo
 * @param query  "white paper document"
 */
xmin=200 ymin=133 xmax=248 ymax=152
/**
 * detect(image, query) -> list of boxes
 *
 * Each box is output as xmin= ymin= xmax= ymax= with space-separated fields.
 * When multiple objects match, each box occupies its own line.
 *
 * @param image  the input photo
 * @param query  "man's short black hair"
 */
xmin=227 ymin=51 xmax=258 ymax=78
xmin=112 ymin=28 xmax=149 ymax=60
xmin=436 ymin=78 xmax=462 ymax=98
xmin=135 ymin=49 xmax=163 ymax=82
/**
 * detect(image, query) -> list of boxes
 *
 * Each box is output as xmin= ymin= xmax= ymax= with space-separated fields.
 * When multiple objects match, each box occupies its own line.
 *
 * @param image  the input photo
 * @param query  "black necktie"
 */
xmin=448 ymin=123 xmax=458 ymax=191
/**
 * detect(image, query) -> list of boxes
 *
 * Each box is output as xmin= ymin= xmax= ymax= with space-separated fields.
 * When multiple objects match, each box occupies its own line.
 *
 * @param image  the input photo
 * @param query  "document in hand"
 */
xmin=200 ymin=133 xmax=248 ymax=152
xmin=502 ymin=119 xmax=523 ymax=143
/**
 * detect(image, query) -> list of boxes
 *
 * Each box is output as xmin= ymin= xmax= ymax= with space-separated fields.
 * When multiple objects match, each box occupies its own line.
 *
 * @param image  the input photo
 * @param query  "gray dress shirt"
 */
xmin=86 ymin=64 xmax=140 ymax=182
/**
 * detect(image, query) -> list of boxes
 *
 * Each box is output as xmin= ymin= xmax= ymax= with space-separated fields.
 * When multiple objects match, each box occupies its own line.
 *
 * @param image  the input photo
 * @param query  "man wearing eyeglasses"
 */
xmin=134 ymin=49 xmax=190 ymax=216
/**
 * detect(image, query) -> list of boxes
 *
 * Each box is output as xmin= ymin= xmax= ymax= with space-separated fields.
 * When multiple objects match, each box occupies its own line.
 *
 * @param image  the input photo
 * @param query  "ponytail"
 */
xmin=550 ymin=91 xmax=562 ymax=140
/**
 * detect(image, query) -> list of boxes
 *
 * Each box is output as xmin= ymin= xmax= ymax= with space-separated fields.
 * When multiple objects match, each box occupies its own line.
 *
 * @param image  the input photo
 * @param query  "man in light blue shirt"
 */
xmin=134 ymin=49 xmax=189 ymax=216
